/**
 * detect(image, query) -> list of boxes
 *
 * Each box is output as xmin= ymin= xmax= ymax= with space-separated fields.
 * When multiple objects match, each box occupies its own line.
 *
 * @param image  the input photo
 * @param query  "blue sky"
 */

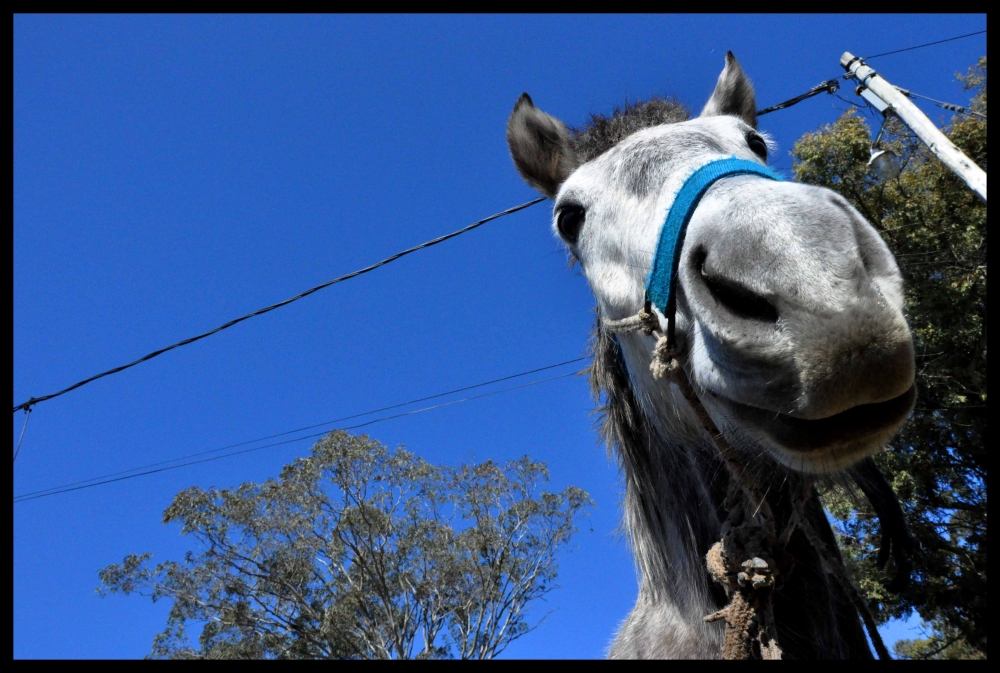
xmin=14 ymin=15 xmax=985 ymax=659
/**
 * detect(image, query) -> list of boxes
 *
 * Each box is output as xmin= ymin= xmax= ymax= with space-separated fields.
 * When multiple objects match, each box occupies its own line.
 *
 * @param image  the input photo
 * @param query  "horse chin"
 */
xmin=708 ymin=385 xmax=917 ymax=475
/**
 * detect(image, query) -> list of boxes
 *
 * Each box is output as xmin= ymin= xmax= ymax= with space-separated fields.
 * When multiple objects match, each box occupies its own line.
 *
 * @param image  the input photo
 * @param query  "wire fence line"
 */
xmin=14 ymin=367 xmax=585 ymax=503
xmin=12 ymin=197 xmax=546 ymax=414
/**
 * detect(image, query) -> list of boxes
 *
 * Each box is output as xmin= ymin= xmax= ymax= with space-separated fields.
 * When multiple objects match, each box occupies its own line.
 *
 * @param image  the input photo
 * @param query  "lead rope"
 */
xmin=602 ymin=307 xmax=890 ymax=660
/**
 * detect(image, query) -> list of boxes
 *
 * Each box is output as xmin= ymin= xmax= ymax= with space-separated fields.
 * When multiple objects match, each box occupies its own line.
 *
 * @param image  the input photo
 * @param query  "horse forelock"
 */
xmin=572 ymin=97 xmax=690 ymax=163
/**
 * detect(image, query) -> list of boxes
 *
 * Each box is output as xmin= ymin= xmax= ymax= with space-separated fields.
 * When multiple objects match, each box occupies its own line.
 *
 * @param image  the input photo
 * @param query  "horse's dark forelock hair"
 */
xmin=579 ymin=99 xmax=876 ymax=659
xmin=572 ymin=97 xmax=690 ymax=162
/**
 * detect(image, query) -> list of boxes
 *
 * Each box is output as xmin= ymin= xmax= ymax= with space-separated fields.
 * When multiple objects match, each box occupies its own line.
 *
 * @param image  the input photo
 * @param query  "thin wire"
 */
xmin=13 ymin=408 xmax=32 ymax=463
xmin=834 ymin=92 xmax=862 ymax=110
xmin=14 ymin=369 xmax=582 ymax=503
xmin=13 ymin=356 xmax=587 ymax=499
xmin=895 ymin=87 xmax=987 ymax=120
xmin=863 ymin=29 xmax=986 ymax=60
xmin=12 ymin=197 xmax=547 ymax=414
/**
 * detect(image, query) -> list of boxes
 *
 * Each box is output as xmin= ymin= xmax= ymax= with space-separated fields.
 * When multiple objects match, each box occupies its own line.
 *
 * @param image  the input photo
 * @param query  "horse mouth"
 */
xmin=713 ymin=385 xmax=916 ymax=467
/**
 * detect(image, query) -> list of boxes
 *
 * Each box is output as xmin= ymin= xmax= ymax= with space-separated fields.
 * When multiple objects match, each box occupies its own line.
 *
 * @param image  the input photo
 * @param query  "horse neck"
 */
xmin=591 ymin=324 xmax=729 ymax=614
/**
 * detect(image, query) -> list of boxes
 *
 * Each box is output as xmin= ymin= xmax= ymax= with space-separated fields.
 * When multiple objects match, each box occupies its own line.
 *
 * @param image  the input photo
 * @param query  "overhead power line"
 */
xmin=14 ymin=363 xmax=585 ymax=503
xmin=863 ymin=29 xmax=986 ymax=60
xmin=12 ymin=197 xmax=546 ymax=414
xmin=757 ymin=79 xmax=842 ymax=117
xmin=13 ymin=29 xmax=985 ymax=416
xmin=755 ymin=29 xmax=986 ymax=119
xmin=895 ymin=86 xmax=987 ymax=120
xmin=14 ymin=356 xmax=586 ymax=499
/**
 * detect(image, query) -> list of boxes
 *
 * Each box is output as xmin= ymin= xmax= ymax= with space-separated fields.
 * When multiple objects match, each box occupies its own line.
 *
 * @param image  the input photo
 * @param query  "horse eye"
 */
xmin=747 ymin=134 xmax=768 ymax=161
xmin=556 ymin=205 xmax=586 ymax=245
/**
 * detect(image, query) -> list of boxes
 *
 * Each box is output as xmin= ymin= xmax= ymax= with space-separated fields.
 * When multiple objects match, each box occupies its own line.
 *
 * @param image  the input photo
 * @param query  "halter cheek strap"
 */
xmin=645 ymin=156 xmax=783 ymax=345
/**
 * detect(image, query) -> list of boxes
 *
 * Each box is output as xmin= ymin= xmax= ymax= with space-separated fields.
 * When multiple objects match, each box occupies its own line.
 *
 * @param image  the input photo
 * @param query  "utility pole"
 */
xmin=841 ymin=52 xmax=987 ymax=203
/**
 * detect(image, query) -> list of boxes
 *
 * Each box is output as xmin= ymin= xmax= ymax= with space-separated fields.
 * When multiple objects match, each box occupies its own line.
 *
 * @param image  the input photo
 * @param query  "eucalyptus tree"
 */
xmin=99 ymin=430 xmax=592 ymax=659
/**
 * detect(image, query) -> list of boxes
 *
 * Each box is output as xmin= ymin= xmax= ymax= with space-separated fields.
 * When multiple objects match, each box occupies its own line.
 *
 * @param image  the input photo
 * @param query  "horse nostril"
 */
xmin=702 ymin=273 xmax=779 ymax=323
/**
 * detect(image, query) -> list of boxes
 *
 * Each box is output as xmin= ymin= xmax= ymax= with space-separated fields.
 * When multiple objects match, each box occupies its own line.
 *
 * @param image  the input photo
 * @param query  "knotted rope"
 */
xmin=600 ymin=301 xmax=680 ymax=379
xmin=602 ymin=307 xmax=890 ymax=660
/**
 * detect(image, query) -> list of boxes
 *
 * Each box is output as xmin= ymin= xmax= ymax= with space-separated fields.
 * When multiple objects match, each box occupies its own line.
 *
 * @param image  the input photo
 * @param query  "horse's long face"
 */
xmin=507 ymin=54 xmax=915 ymax=474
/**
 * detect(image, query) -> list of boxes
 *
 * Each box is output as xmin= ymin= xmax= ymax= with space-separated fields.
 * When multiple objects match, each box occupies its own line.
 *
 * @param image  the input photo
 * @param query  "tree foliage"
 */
xmin=792 ymin=58 xmax=986 ymax=659
xmin=98 ymin=431 xmax=592 ymax=659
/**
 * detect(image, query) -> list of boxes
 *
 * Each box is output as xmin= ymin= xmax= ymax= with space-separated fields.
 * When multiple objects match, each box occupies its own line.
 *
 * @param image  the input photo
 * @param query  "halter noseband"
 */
xmin=645 ymin=156 xmax=783 ymax=346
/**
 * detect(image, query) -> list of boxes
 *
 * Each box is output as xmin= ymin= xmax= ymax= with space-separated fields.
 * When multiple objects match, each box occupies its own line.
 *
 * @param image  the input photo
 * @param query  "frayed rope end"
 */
xmin=650 ymin=334 xmax=680 ymax=379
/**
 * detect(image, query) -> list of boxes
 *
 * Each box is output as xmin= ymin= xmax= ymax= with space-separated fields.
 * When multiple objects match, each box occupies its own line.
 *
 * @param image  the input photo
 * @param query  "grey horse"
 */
xmin=506 ymin=53 xmax=915 ymax=658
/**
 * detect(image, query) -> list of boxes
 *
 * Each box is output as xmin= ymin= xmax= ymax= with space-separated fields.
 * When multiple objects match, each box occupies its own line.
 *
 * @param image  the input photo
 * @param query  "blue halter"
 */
xmin=645 ymin=156 xmax=782 ymax=343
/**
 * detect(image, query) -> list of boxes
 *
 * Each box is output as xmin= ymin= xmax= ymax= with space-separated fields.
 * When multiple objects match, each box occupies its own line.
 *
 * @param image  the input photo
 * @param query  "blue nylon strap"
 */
xmin=645 ymin=156 xmax=783 ymax=317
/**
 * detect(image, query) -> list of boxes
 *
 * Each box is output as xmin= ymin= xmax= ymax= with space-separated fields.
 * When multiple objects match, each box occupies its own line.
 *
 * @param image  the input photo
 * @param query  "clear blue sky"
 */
xmin=14 ymin=14 xmax=985 ymax=659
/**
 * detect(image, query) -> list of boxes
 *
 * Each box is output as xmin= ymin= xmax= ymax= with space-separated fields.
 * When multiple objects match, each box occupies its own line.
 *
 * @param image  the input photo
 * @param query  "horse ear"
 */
xmin=506 ymin=93 xmax=580 ymax=199
xmin=700 ymin=51 xmax=757 ymax=128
